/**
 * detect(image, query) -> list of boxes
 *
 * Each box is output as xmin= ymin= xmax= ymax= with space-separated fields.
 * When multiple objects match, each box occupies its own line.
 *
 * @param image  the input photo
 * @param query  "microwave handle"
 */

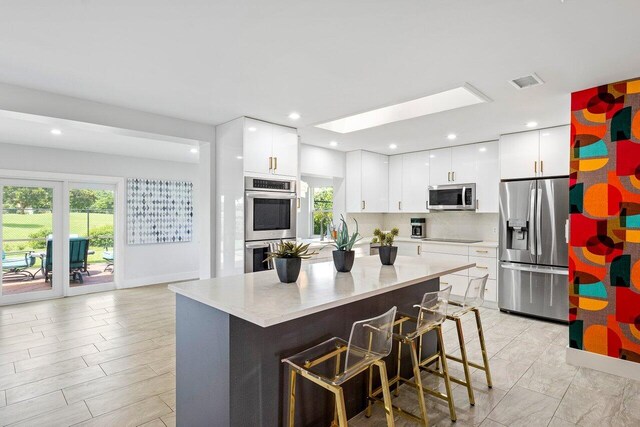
xmin=462 ymin=186 xmax=467 ymax=206
xmin=246 ymin=192 xmax=297 ymax=199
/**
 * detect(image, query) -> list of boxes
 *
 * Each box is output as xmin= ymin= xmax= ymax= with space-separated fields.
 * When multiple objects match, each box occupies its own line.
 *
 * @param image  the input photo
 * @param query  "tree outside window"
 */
xmin=312 ymin=186 xmax=333 ymax=236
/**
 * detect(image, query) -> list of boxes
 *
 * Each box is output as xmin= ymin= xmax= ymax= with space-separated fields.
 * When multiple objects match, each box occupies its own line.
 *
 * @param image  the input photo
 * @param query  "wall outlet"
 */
xmin=493 ymin=227 xmax=497 ymax=234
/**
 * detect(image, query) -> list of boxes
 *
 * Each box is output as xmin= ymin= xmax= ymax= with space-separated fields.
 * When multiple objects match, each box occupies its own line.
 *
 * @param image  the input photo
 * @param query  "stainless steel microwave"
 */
xmin=428 ymin=183 xmax=476 ymax=211
xmin=245 ymin=177 xmax=297 ymax=241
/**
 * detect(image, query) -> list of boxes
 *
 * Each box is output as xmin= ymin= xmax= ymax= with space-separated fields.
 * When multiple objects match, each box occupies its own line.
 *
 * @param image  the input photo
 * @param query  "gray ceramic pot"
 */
xmin=378 ymin=245 xmax=398 ymax=265
xmin=332 ymin=250 xmax=355 ymax=272
xmin=275 ymin=257 xmax=302 ymax=283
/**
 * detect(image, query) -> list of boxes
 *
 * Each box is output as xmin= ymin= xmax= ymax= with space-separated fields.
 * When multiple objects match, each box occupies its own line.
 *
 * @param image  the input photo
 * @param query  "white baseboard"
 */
xmin=566 ymin=346 xmax=640 ymax=381
xmin=121 ymin=271 xmax=199 ymax=289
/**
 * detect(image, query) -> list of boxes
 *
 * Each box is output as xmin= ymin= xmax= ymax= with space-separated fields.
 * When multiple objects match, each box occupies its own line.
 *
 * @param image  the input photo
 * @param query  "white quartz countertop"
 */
xmin=169 ymin=255 xmax=474 ymax=328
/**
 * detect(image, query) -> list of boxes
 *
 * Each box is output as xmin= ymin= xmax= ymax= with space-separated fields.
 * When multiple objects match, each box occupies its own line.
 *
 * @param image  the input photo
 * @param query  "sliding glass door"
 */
xmin=0 ymin=179 xmax=63 ymax=304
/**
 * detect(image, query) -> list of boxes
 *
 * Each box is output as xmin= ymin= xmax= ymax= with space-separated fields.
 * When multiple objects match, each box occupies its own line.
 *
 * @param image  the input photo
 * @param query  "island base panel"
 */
xmin=176 ymin=278 xmax=439 ymax=427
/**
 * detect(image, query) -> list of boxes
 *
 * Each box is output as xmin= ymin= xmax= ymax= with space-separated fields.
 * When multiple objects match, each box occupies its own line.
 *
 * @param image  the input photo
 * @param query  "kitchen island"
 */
xmin=169 ymin=255 xmax=474 ymax=426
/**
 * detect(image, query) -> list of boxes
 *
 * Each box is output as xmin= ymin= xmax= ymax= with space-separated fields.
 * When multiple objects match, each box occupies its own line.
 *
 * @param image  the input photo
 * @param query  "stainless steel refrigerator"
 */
xmin=498 ymin=178 xmax=569 ymax=322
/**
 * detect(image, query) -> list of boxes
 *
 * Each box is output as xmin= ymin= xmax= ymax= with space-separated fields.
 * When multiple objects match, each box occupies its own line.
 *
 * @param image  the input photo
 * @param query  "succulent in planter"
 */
xmin=264 ymin=241 xmax=317 ymax=283
xmin=372 ymin=228 xmax=400 ymax=265
xmin=332 ymin=215 xmax=361 ymax=272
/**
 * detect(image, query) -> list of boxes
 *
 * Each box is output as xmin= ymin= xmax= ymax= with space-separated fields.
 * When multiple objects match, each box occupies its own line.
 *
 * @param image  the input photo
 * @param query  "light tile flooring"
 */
xmin=0 ymin=284 xmax=175 ymax=427
xmin=352 ymin=307 xmax=639 ymax=427
xmin=0 ymin=285 xmax=636 ymax=426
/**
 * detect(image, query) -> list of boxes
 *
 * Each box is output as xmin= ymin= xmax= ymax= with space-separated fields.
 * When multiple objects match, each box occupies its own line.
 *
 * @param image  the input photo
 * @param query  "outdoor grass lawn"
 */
xmin=2 ymin=212 xmax=114 ymax=264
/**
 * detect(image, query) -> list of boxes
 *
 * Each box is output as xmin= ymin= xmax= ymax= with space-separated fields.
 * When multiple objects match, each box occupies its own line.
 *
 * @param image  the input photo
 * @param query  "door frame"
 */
xmin=0 ymin=178 xmax=64 ymax=304
xmin=0 ymin=169 xmax=125 ymax=304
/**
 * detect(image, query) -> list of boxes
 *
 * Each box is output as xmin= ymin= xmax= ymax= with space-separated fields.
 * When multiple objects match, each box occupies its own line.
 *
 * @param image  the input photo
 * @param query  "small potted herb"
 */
xmin=372 ymin=228 xmax=399 ymax=265
xmin=265 ymin=241 xmax=316 ymax=283
xmin=332 ymin=215 xmax=361 ymax=272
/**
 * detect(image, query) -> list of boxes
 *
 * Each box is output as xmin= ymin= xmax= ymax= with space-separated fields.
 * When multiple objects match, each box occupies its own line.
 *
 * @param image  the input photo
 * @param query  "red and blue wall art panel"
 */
xmin=570 ymin=77 xmax=640 ymax=361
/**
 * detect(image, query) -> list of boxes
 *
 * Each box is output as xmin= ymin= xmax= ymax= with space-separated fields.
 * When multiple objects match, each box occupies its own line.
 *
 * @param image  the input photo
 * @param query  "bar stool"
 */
xmin=433 ymin=274 xmax=493 ymax=406
xmin=367 ymin=286 xmax=456 ymax=425
xmin=282 ymin=307 xmax=397 ymax=427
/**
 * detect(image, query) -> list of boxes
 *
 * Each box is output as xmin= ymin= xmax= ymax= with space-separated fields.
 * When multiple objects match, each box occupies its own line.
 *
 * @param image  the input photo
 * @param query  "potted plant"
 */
xmin=265 ymin=241 xmax=316 ymax=283
xmin=332 ymin=215 xmax=361 ymax=272
xmin=372 ymin=227 xmax=399 ymax=265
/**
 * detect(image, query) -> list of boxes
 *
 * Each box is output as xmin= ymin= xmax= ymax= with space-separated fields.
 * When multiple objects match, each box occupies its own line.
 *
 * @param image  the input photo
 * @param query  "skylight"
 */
xmin=315 ymin=84 xmax=490 ymax=134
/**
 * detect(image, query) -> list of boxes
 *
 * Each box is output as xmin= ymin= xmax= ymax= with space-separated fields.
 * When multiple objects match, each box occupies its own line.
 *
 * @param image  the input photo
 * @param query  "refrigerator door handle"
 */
xmin=500 ymin=262 xmax=568 ymax=275
xmin=536 ymin=187 xmax=543 ymax=256
xmin=529 ymin=185 xmax=536 ymax=255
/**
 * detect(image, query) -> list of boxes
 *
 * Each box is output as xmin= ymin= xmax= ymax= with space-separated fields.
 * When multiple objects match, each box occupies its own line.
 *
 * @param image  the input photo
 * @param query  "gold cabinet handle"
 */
xmin=476 ymin=266 xmax=488 ymax=269
xmin=452 ymin=171 xmax=455 ymax=181
xmin=448 ymin=171 xmax=451 ymax=182
xmin=441 ymin=282 xmax=449 ymax=285
xmin=534 ymin=161 xmax=537 ymax=174
xmin=398 ymin=201 xmax=401 ymax=211
xmin=475 ymin=250 xmax=489 ymax=253
xmin=273 ymin=157 xmax=277 ymax=171
xmin=362 ymin=200 xmax=365 ymax=210
xmin=269 ymin=157 xmax=273 ymax=171
xmin=417 ymin=245 xmax=421 ymax=255
xmin=540 ymin=160 xmax=544 ymax=174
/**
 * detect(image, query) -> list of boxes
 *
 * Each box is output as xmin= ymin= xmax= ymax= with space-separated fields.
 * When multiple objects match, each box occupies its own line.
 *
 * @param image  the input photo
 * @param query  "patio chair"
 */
xmin=44 ymin=237 xmax=90 ymax=283
xmin=103 ymin=249 xmax=114 ymax=273
xmin=1 ymin=251 xmax=36 ymax=280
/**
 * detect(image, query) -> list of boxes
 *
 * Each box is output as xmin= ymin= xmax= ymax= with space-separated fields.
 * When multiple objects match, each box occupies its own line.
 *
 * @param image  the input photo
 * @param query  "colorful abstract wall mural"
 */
xmin=569 ymin=77 xmax=640 ymax=362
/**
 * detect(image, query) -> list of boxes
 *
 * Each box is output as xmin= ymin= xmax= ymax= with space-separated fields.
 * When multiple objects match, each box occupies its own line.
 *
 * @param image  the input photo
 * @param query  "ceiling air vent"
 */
xmin=509 ymin=73 xmax=544 ymax=90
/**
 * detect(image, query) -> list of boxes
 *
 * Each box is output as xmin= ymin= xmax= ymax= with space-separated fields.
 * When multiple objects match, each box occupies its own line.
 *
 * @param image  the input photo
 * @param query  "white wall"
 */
xmin=0 ymin=142 xmax=203 ymax=287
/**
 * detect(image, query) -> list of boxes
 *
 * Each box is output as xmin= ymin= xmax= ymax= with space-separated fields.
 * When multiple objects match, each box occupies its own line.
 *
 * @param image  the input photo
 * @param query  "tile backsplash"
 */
xmin=348 ymin=212 xmax=499 ymax=242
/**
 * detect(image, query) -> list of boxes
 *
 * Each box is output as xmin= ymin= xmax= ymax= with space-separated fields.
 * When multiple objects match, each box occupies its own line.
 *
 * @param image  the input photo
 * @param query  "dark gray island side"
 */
xmin=169 ymin=256 xmax=474 ymax=426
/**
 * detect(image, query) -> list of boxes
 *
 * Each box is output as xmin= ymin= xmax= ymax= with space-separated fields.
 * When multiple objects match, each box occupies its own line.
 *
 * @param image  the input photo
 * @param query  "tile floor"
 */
xmin=0 ymin=285 xmax=635 ymax=426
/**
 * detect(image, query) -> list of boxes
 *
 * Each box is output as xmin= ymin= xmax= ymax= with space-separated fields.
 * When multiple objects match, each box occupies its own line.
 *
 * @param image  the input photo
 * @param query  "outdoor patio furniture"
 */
xmin=103 ymin=249 xmax=114 ymax=273
xmin=44 ymin=237 xmax=90 ymax=283
xmin=1 ymin=251 xmax=36 ymax=280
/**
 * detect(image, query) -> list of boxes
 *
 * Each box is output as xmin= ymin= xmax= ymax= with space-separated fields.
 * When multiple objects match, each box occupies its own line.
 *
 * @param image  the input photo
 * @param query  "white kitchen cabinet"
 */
xmin=539 ymin=126 xmax=570 ymax=177
xmin=429 ymin=148 xmax=452 ymax=186
xmin=396 ymin=240 xmax=422 ymax=256
xmin=388 ymin=152 xmax=430 ymax=213
xmin=451 ymin=144 xmax=477 ymax=184
xmin=388 ymin=155 xmax=403 ymax=213
xmin=243 ymin=118 xmax=298 ymax=177
xmin=346 ymin=150 xmax=389 ymax=213
xmin=475 ymin=141 xmax=499 ymax=213
xmin=500 ymin=126 xmax=569 ymax=180
xmin=402 ymin=151 xmax=430 ymax=212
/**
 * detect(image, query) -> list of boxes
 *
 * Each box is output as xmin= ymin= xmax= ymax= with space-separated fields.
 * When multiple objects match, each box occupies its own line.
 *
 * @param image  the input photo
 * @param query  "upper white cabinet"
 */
xmin=500 ymin=126 xmax=569 ymax=180
xmin=243 ymin=118 xmax=298 ymax=177
xmin=429 ymin=148 xmax=452 ymax=186
xmin=388 ymin=152 xmax=430 ymax=213
xmin=451 ymin=145 xmax=477 ymax=184
xmin=475 ymin=141 xmax=500 ymax=213
xmin=539 ymin=126 xmax=570 ymax=178
xmin=346 ymin=150 xmax=389 ymax=213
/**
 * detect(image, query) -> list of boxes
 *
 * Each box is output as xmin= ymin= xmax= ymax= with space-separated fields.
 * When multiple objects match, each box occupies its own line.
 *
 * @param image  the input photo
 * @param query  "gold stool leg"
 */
xmin=394 ymin=322 xmax=403 ymax=397
xmin=332 ymin=353 xmax=342 ymax=426
xmin=288 ymin=368 xmax=297 ymax=427
xmin=333 ymin=386 xmax=349 ymax=427
xmin=474 ymin=308 xmax=493 ymax=388
xmin=455 ymin=317 xmax=476 ymax=406
xmin=436 ymin=326 xmax=457 ymax=422
xmin=375 ymin=360 xmax=396 ymax=427
xmin=366 ymin=365 xmax=374 ymax=417
xmin=409 ymin=340 xmax=429 ymax=426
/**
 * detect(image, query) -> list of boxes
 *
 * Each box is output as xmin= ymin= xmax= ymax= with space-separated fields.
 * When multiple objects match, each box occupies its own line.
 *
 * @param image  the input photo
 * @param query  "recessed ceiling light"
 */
xmin=541 ymin=132 xmax=550 ymax=137
xmin=288 ymin=112 xmax=301 ymax=120
xmin=430 ymin=154 xmax=436 ymax=158
xmin=526 ymin=121 xmax=538 ymax=128
xmin=315 ymin=84 xmax=490 ymax=133
xmin=248 ymin=126 xmax=257 ymax=132
xmin=190 ymin=147 xmax=198 ymax=153
xmin=50 ymin=129 xmax=62 ymax=135
xmin=236 ymin=155 xmax=243 ymax=160
xmin=329 ymin=141 xmax=338 ymax=147
xmin=447 ymin=133 xmax=457 ymax=140
xmin=389 ymin=144 xmax=398 ymax=149
xmin=479 ymin=147 xmax=487 ymax=152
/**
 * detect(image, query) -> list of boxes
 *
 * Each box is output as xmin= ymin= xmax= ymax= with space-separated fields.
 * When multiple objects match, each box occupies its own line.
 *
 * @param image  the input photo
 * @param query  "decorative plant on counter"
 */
xmin=371 ymin=227 xmax=400 ymax=246
xmin=332 ymin=215 xmax=361 ymax=272
xmin=264 ymin=241 xmax=317 ymax=283
xmin=372 ymin=227 xmax=400 ymax=266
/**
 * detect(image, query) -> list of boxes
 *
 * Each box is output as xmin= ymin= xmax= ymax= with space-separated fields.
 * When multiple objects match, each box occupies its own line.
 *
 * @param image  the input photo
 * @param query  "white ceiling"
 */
xmin=0 ymin=0 xmax=639 ymax=155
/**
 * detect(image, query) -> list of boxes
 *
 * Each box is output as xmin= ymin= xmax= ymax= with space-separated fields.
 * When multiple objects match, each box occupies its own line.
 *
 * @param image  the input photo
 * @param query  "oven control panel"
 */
xmin=245 ymin=177 xmax=296 ymax=192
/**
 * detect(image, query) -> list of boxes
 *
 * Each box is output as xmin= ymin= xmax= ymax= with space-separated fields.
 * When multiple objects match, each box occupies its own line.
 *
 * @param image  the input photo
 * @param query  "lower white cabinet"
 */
xmin=420 ymin=242 xmax=498 ymax=304
xmin=396 ymin=241 xmax=423 ymax=256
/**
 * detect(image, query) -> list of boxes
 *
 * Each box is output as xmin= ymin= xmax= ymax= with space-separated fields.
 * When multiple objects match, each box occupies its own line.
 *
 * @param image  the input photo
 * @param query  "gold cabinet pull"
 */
xmin=475 ymin=250 xmax=489 ymax=253
xmin=417 ymin=245 xmax=422 ymax=255
xmin=398 ymin=201 xmax=401 ymax=210
xmin=269 ymin=157 xmax=273 ymax=171
xmin=534 ymin=161 xmax=537 ymax=174
xmin=447 ymin=171 xmax=451 ymax=182
xmin=273 ymin=157 xmax=278 ymax=171
xmin=452 ymin=171 xmax=455 ymax=181
xmin=540 ymin=160 xmax=544 ymax=173
xmin=362 ymin=200 xmax=365 ymax=210
xmin=476 ymin=265 xmax=488 ymax=269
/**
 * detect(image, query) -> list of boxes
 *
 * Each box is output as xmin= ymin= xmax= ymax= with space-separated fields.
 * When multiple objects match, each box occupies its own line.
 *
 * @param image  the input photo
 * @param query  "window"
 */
xmin=311 ymin=186 xmax=333 ymax=236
